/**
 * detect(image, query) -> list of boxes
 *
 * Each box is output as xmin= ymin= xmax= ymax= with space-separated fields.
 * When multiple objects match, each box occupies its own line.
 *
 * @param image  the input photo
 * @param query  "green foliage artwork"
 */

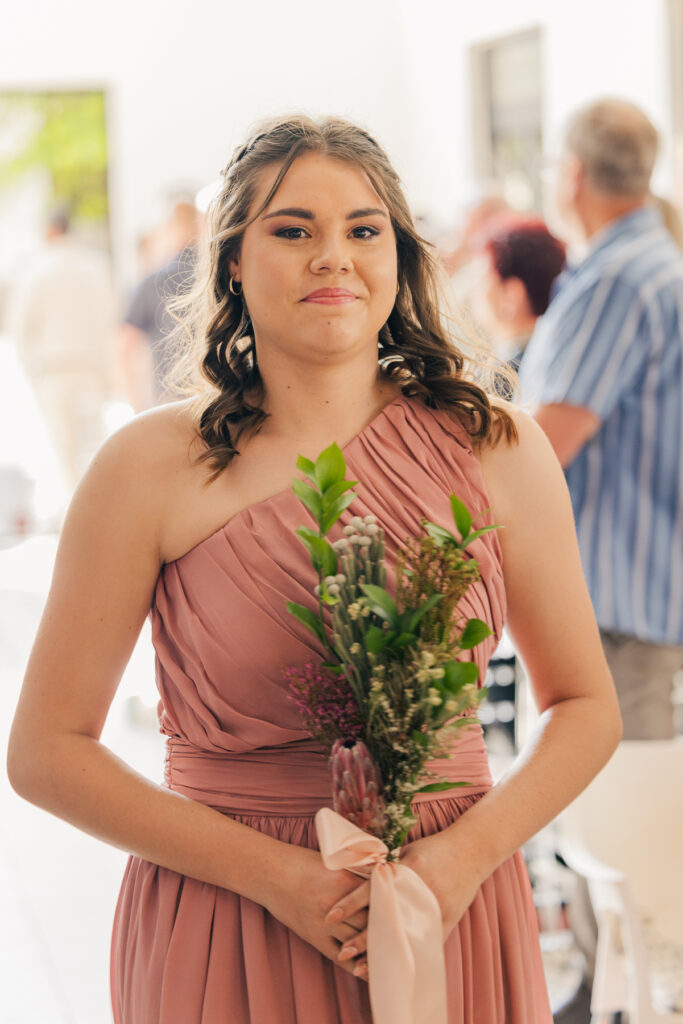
xmin=0 ymin=90 xmax=110 ymax=226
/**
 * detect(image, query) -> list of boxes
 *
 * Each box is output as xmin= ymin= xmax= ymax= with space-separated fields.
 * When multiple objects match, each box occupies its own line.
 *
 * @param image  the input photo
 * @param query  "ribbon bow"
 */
xmin=315 ymin=807 xmax=448 ymax=1024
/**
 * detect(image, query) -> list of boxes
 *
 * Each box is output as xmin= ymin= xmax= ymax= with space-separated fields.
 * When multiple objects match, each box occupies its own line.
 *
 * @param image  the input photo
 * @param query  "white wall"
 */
xmin=398 ymin=0 xmax=674 ymax=222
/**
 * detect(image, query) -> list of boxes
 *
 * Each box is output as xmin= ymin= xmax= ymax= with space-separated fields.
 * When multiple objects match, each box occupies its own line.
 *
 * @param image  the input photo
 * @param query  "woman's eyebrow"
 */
xmin=261 ymin=207 xmax=388 ymax=221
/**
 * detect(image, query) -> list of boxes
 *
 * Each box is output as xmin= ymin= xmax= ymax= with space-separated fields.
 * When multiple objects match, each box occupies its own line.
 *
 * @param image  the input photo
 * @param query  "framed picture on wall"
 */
xmin=469 ymin=27 xmax=544 ymax=211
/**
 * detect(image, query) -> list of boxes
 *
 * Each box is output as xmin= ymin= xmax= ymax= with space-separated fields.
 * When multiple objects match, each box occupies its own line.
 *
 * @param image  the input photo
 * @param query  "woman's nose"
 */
xmin=309 ymin=237 xmax=353 ymax=274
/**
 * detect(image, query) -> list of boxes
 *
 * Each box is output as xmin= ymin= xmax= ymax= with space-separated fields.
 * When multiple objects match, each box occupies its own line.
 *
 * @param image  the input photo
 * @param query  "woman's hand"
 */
xmin=398 ymin=831 xmax=485 ymax=939
xmin=262 ymin=844 xmax=371 ymax=981
xmin=324 ymin=829 xmax=487 ymax=978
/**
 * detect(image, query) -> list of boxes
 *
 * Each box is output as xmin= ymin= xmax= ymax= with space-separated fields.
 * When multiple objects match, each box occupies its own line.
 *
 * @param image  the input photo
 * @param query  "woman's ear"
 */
xmin=228 ymin=256 xmax=241 ymax=282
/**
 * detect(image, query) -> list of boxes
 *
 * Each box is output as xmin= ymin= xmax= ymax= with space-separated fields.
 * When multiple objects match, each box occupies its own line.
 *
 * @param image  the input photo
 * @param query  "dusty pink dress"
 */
xmin=110 ymin=392 xmax=552 ymax=1023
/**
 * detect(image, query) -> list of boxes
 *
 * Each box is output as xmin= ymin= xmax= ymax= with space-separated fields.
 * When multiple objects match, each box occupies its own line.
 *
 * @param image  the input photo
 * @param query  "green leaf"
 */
xmin=286 ymin=601 xmax=326 ymax=645
xmin=295 ymin=528 xmax=338 ymax=576
xmin=460 ymin=525 xmax=501 ymax=550
xmin=292 ymin=479 xmax=323 ymax=522
xmin=321 ymin=492 xmax=357 ymax=534
xmin=321 ymin=661 xmax=345 ymax=674
xmin=365 ymin=624 xmax=391 ymax=653
xmin=296 ymin=455 xmax=318 ymax=484
xmin=411 ymin=728 xmax=428 ymax=748
xmin=459 ymin=618 xmax=493 ymax=650
xmin=359 ymin=584 xmax=400 ymax=627
xmin=322 ymin=479 xmax=358 ymax=506
xmin=450 ymin=494 xmax=472 ymax=539
xmin=443 ymin=660 xmax=480 ymax=692
xmin=414 ymin=781 xmax=470 ymax=793
xmin=314 ymin=443 xmax=346 ymax=491
xmin=424 ymin=522 xmax=457 ymax=547
xmin=406 ymin=593 xmax=444 ymax=633
xmin=392 ymin=632 xmax=418 ymax=650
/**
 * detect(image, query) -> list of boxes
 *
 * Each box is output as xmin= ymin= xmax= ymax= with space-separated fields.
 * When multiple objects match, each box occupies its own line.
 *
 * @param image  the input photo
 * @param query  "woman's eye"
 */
xmin=275 ymin=227 xmax=309 ymax=240
xmin=351 ymin=226 xmax=380 ymax=239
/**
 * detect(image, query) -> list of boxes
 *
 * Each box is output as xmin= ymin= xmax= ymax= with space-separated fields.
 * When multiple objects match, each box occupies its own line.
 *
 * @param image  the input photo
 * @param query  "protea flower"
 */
xmin=329 ymin=739 xmax=388 ymax=839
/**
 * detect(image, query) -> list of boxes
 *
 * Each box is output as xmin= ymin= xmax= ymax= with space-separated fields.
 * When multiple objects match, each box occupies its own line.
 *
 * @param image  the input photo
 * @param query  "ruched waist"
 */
xmin=163 ymin=724 xmax=492 ymax=816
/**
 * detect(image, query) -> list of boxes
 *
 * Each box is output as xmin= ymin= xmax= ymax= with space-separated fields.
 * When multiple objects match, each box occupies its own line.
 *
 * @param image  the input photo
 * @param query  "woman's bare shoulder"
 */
xmin=473 ymin=400 xmax=568 ymax=523
xmin=97 ymin=398 xmax=199 ymax=475
xmin=83 ymin=399 xmax=200 ymax=507
xmin=70 ymin=399 xmax=202 ymax=559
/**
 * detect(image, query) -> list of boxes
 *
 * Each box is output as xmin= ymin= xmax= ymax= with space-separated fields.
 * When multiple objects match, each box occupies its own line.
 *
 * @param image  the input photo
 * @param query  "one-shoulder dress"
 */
xmin=110 ymin=392 xmax=553 ymax=1024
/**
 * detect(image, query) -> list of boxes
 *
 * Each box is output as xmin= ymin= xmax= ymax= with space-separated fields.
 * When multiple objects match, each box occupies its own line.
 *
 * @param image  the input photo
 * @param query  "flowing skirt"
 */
xmin=110 ymin=727 xmax=552 ymax=1023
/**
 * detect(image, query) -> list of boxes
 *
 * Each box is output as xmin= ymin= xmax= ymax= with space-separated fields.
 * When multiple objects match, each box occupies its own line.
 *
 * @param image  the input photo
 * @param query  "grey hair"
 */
xmin=566 ymin=98 xmax=659 ymax=197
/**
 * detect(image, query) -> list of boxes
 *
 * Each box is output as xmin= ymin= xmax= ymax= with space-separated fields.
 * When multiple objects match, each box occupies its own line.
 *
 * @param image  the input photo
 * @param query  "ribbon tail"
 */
xmin=367 ymin=861 xmax=448 ymax=1024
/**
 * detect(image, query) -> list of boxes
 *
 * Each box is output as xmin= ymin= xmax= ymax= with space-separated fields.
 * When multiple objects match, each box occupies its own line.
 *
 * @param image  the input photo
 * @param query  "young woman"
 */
xmin=7 ymin=115 xmax=622 ymax=1023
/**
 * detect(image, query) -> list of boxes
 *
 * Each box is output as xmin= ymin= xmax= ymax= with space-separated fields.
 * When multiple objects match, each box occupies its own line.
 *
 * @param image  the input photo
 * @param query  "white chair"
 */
xmin=557 ymin=739 xmax=683 ymax=1024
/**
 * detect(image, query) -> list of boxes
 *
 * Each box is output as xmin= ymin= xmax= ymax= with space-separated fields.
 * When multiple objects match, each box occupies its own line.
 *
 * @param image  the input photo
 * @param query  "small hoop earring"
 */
xmin=229 ymin=277 xmax=242 ymax=296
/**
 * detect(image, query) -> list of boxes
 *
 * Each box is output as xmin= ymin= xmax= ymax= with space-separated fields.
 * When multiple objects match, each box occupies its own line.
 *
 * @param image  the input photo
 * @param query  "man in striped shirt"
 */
xmin=520 ymin=98 xmax=683 ymax=742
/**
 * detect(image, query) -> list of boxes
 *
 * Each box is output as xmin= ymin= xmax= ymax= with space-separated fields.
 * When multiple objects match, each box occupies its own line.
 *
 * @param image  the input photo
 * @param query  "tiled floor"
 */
xmin=1 ymin=534 xmax=580 ymax=1023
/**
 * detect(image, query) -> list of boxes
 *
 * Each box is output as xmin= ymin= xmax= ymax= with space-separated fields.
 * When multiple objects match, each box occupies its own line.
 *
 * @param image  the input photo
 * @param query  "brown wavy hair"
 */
xmin=165 ymin=114 xmax=518 ymax=480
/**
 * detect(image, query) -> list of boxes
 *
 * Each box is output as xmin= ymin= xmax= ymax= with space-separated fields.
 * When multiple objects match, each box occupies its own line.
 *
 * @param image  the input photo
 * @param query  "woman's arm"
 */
xmin=329 ymin=406 xmax=622 ymax=953
xmin=445 ymin=406 xmax=622 ymax=863
xmin=6 ymin=410 xmax=367 ymax=968
xmin=417 ymin=406 xmax=622 ymax=924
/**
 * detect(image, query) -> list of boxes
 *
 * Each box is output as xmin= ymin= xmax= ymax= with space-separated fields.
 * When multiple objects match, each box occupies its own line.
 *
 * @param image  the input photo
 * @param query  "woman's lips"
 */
xmin=303 ymin=288 xmax=357 ymax=305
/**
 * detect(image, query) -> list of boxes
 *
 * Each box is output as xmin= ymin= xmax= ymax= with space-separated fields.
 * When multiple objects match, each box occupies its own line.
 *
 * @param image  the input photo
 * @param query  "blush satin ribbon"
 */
xmin=315 ymin=807 xmax=448 ymax=1024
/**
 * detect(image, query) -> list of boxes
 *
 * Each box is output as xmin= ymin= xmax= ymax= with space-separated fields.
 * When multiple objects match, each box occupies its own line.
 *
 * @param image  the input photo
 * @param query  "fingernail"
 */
xmin=338 ymin=946 xmax=358 ymax=962
xmin=326 ymin=906 xmax=344 ymax=922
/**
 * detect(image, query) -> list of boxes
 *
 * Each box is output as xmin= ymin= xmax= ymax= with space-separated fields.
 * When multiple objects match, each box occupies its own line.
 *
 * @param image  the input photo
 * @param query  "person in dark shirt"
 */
xmin=119 ymin=198 xmax=200 ymax=409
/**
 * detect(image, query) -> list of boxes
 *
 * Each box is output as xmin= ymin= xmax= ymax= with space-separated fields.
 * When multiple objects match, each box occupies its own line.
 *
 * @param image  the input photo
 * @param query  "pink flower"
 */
xmin=329 ymin=739 xmax=388 ymax=838
xmin=284 ymin=663 xmax=361 ymax=751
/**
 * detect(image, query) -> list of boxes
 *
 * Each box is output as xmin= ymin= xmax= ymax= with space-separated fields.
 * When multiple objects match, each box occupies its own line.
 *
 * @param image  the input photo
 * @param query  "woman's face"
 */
xmin=229 ymin=152 xmax=398 ymax=367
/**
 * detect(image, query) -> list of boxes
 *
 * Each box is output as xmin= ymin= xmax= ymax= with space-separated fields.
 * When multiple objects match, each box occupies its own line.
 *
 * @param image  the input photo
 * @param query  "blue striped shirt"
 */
xmin=519 ymin=206 xmax=683 ymax=645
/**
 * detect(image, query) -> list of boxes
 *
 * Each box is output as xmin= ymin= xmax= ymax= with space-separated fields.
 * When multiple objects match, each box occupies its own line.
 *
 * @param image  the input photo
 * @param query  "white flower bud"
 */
xmin=333 ymin=538 xmax=350 ymax=551
xmin=342 ymin=525 xmax=356 ymax=537
xmin=327 ymin=583 xmax=341 ymax=596
xmin=365 ymin=523 xmax=380 ymax=535
xmin=364 ymin=514 xmax=377 ymax=524
xmin=421 ymin=651 xmax=436 ymax=667
xmin=324 ymin=575 xmax=337 ymax=585
xmin=358 ymin=536 xmax=372 ymax=547
xmin=314 ymin=584 xmax=321 ymax=596
xmin=430 ymin=667 xmax=445 ymax=680
xmin=350 ymin=516 xmax=365 ymax=529
xmin=335 ymin=573 xmax=346 ymax=584
xmin=350 ymin=642 xmax=361 ymax=655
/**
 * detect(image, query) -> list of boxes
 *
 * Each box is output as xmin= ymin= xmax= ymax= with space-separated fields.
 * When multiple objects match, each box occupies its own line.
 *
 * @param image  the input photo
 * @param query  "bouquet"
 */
xmin=284 ymin=441 xmax=499 ymax=856
xmin=283 ymin=440 xmax=500 ymax=1024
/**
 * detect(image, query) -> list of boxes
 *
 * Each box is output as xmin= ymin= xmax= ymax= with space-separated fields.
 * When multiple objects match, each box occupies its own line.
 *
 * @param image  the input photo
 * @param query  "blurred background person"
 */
xmin=520 ymin=97 xmax=683 ymax=1023
xmin=117 ymin=191 xmax=201 ymax=411
xmin=5 ymin=203 xmax=119 ymax=494
xmin=471 ymin=214 xmax=566 ymax=374
xmin=522 ymin=97 xmax=683 ymax=742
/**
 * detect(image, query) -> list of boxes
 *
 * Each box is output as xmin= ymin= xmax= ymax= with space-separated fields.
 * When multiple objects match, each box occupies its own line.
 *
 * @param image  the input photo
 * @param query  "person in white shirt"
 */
xmin=7 ymin=206 xmax=119 ymax=492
